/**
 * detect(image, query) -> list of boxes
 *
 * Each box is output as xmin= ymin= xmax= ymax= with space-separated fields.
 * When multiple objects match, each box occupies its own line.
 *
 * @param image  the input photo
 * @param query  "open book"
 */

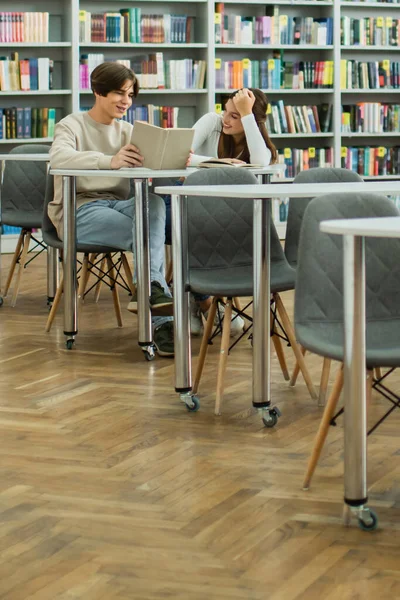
xmin=130 ymin=121 xmax=194 ymax=170
xmin=198 ymin=158 xmax=262 ymax=169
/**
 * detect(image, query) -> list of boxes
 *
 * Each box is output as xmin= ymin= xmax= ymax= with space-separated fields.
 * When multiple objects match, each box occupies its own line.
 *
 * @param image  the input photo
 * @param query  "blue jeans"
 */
xmin=77 ymin=196 xmax=172 ymax=328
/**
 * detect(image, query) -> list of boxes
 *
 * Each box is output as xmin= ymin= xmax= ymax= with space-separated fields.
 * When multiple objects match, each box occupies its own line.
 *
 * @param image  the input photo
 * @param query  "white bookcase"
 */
xmin=1 ymin=0 xmax=400 ymax=245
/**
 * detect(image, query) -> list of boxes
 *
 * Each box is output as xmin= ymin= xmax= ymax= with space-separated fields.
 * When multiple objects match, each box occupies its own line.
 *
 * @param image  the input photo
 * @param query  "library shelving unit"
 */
xmin=1 ymin=0 xmax=400 ymax=242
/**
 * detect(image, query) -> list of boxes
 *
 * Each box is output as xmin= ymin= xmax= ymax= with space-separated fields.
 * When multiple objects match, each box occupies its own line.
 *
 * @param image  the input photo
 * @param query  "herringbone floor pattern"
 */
xmin=0 ymin=253 xmax=399 ymax=600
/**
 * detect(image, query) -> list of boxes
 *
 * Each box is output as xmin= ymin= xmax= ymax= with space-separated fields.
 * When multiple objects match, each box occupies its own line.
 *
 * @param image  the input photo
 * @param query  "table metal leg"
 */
xmin=134 ymin=179 xmax=155 ymax=360
xmin=171 ymin=193 xmax=198 ymax=411
xmin=342 ymin=234 xmax=377 ymax=530
xmin=62 ymin=175 xmax=77 ymax=349
xmin=47 ymin=246 xmax=59 ymax=306
xmin=252 ymin=196 xmax=281 ymax=427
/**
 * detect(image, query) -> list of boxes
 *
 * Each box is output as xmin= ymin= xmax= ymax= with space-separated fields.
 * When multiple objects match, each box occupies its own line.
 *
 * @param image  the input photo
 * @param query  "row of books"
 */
xmin=341 ymin=17 xmax=400 ymax=46
xmin=80 ymin=54 xmax=206 ymax=90
xmin=0 ymin=55 xmax=53 ymax=92
xmin=2 ymin=226 xmax=22 ymax=235
xmin=0 ymin=12 xmax=49 ymax=43
xmin=266 ymin=102 xmax=332 ymax=135
xmin=215 ymin=58 xmax=333 ymax=90
xmin=79 ymin=10 xmax=194 ymax=44
xmin=342 ymin=103 xmax=400 ymax=133
xmin=121 ymin=105 xmax=179 ymax=128
xmin=215 ymin=6 xmax=333 ymax=46
xmin=340 ymin=59 xmax=400 ymax=89
xmin=0 ymin=107 xmax=56 ymax=140
xmin=277 ymin=147 xmax=334 ymax=178
xmin=341 ymin=146 xmax=400 ymax=176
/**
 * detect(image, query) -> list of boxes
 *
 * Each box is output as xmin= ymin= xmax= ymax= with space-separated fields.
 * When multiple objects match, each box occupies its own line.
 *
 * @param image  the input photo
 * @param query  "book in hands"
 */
xmin=130 ymin=121 xmax=194 ymax=170
xmin=198 ymin=158 xmax=262 ymax=169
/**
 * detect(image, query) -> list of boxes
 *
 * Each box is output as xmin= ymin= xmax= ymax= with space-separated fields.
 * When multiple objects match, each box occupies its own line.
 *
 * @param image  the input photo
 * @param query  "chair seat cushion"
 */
xmin=296 ymin=318 xmax=400 ymax=368
xmin=188 ymin=261 xmax=296 ymax=297
xmin=2 ymin=210 xmax=43 ymax=229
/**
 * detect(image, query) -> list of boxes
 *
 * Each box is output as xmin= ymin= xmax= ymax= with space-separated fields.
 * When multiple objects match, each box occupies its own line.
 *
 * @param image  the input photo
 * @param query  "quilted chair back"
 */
xmin=1 ymin=145 xmax=50 ymax=225
xmin=183 ymin=167 xmax=286 ymax=272
xmin=295 ymin=192 xmax=400 ymax=344
xmin=285 ymin=167 xmax=363 ymax=269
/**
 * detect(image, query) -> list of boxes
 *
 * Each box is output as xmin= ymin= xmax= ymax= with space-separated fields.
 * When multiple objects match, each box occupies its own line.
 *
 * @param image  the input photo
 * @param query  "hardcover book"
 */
xmin=130 ymin=121 xmax=194 ymax=170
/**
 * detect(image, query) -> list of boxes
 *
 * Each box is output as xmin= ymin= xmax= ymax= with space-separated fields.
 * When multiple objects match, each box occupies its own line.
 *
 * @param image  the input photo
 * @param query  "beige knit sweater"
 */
xmin=49 ymin=112 xmax=133 ymax=239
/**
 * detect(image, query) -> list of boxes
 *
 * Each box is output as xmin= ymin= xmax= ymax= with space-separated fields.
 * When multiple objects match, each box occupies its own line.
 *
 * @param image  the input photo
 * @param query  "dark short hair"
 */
xmin=91 ymin=62 xmax=139 ymax=97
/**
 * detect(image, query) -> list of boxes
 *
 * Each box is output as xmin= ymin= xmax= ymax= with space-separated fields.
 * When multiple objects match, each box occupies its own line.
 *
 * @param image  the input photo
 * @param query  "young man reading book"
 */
xmin=48 ymin=62 xmax=174 ymax=357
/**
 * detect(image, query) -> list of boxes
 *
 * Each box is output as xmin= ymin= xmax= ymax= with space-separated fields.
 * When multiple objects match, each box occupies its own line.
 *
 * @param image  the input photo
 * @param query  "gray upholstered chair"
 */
xmin=183 ymin=167 xmax=317 ymax=417
xmin=42 ymin=175 xmax=134 ymax=341
xmin=285 ymin=167 xmax=364 ymax=403
xmin=1 ymin=144 xmax=50 ymax=305
xmin=294 ymin=192 xmax=400 ymax=489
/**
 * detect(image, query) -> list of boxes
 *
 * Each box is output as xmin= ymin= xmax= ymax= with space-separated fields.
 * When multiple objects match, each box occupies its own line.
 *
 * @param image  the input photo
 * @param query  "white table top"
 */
xmin=321 ymin=216 xmax=400 ymax=237
xmin=50 ymin=164 xmax=284 ymax=178
xmin=0 ymin=153 xmax=50 ymax=161
xmin=155 ymin=181 xmax=400 ymax=198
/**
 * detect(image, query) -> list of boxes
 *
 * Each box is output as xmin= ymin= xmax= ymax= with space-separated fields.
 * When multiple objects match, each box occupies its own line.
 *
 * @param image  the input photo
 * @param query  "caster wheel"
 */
xmin=358 ymin=509 xmax=378 ymax=531
xmin=0 ymin=296 xmax=3 ymax=306
xmin=262 ymin=406 xmax=281 ymax=428
xmin=186 ymin=396 xmax=200 ymax=412
xmin=66 ymin=339 xmax=75 ymax=350
xmin=143 ymin=345 xmax=156 ymax=361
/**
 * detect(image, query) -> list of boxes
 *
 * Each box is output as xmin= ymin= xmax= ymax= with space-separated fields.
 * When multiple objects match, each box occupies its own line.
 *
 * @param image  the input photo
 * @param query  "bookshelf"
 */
xmin=1 ymin=0 xmax=400 ymax=241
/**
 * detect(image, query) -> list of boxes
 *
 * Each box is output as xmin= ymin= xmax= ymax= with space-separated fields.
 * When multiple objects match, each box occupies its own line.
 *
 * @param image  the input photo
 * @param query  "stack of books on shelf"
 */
xmin=266 ymin=102 xmax=332 ymax=135
xmin=122 ymin=105 xmax=179 ymax=128
xmin=79 ymin=9 xmax=195 ymax=44
xmin=0 ymin=106 xmax=56 ymax=139
xmin=80 ymin=53 xmax=206 ymax=91
xmin=341 ymin=146 xmax=400 ymax=176
xmin=278 ymin=147 xmax=333 ymax=178
xmin=0 ymin=53 xmax=53 ymax=92
xmin=0 ymin=12 xmax=49 ymax=43
xmin=341 ymin=103 xmax=400 ymax=133
xmin=341 ymin=59 xmax=400 ymax=89
xmin=215 ymin=4 xmax=333 ymax=46
xmin=215 ymin=58 xmax=333 ymax=90
xmin=341 ymin=16 xmax=400 ymax=46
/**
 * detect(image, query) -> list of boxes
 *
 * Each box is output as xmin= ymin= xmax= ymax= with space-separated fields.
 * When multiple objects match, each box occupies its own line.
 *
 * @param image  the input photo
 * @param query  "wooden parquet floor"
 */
xmin=0 ymin=253 xmax=399 ymax=600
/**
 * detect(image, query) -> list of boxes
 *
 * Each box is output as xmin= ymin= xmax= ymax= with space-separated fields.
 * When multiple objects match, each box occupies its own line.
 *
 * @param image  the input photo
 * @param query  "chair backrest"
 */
xmin=285 ymin=167 xmax=363 ymax=268
xmin=42 ymin=174 xmax=60 ymax=246
xmin=183 ymin=167 xmax=286 ymax=271
xmin=1 ymin=144 xmax=50 ymax=216
xmin=295 ymin=192 xmax=400 ymax=337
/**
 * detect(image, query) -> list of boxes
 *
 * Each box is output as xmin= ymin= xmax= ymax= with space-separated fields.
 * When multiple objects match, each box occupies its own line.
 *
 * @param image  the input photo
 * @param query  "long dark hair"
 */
xmin=217 ymin=88 xmax=277 ymax=164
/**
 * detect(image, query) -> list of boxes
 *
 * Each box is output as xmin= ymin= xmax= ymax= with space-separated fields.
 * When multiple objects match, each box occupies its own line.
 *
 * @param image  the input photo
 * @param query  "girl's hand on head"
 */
xmin=232 ymin=88 xmax=255 ymax=118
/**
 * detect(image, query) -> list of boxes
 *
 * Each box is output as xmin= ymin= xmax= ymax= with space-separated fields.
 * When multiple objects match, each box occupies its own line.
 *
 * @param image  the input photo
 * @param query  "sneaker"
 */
xmin=205 ymin=304 xmax=245 ymax=337
xmin=149 ymin=281 xmax=173 ymax=315
xmin=127 ymin=281 xmax=173 ymax=316
xmin=190 ymin=298 xmax=204 ymax=336
xmin=154 ymin=321 xmax=174 ymax=357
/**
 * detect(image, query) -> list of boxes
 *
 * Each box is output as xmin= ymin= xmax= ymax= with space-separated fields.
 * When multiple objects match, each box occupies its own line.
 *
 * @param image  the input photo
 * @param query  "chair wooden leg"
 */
xmin=319 ymin=357 xmax=332 ymax=407
xmin=165 ymin=245 xmax=173 ymax=285
xmin=93 ymin=254 xmax=106 ymax=303
xmin=272 ymin=329 xmax=290 ymax=381
xmin=121 ymin=252 xmax=135 ymax=296
xmin=290 ymin=346 xmax=306 ymax=387
xmin=275 ymin=293 xmax=318 ymax=401
xmin=374 ymin=367 xmax=382 ymax=380
xmin=78 ymin=254 xmax=89 ymax=306
xmin=215 ymin=299 xmax=233 ymax=416
xmin=11 ymin=231 xmax=31 ymax=307
xmin=193 ymin=298 xmax=218 ymax=395
xmin=106 ymin=254 xmax=122 ymax=327
xmin=303 ymin=366 xmax=344 ymax=490
xmin=46 ymin=273 xmax=64 ymax=332
xmin=3 ymin=230 xmax=24 ymax=298
xmin=233 ymin=297 xmax=242 ymax=311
